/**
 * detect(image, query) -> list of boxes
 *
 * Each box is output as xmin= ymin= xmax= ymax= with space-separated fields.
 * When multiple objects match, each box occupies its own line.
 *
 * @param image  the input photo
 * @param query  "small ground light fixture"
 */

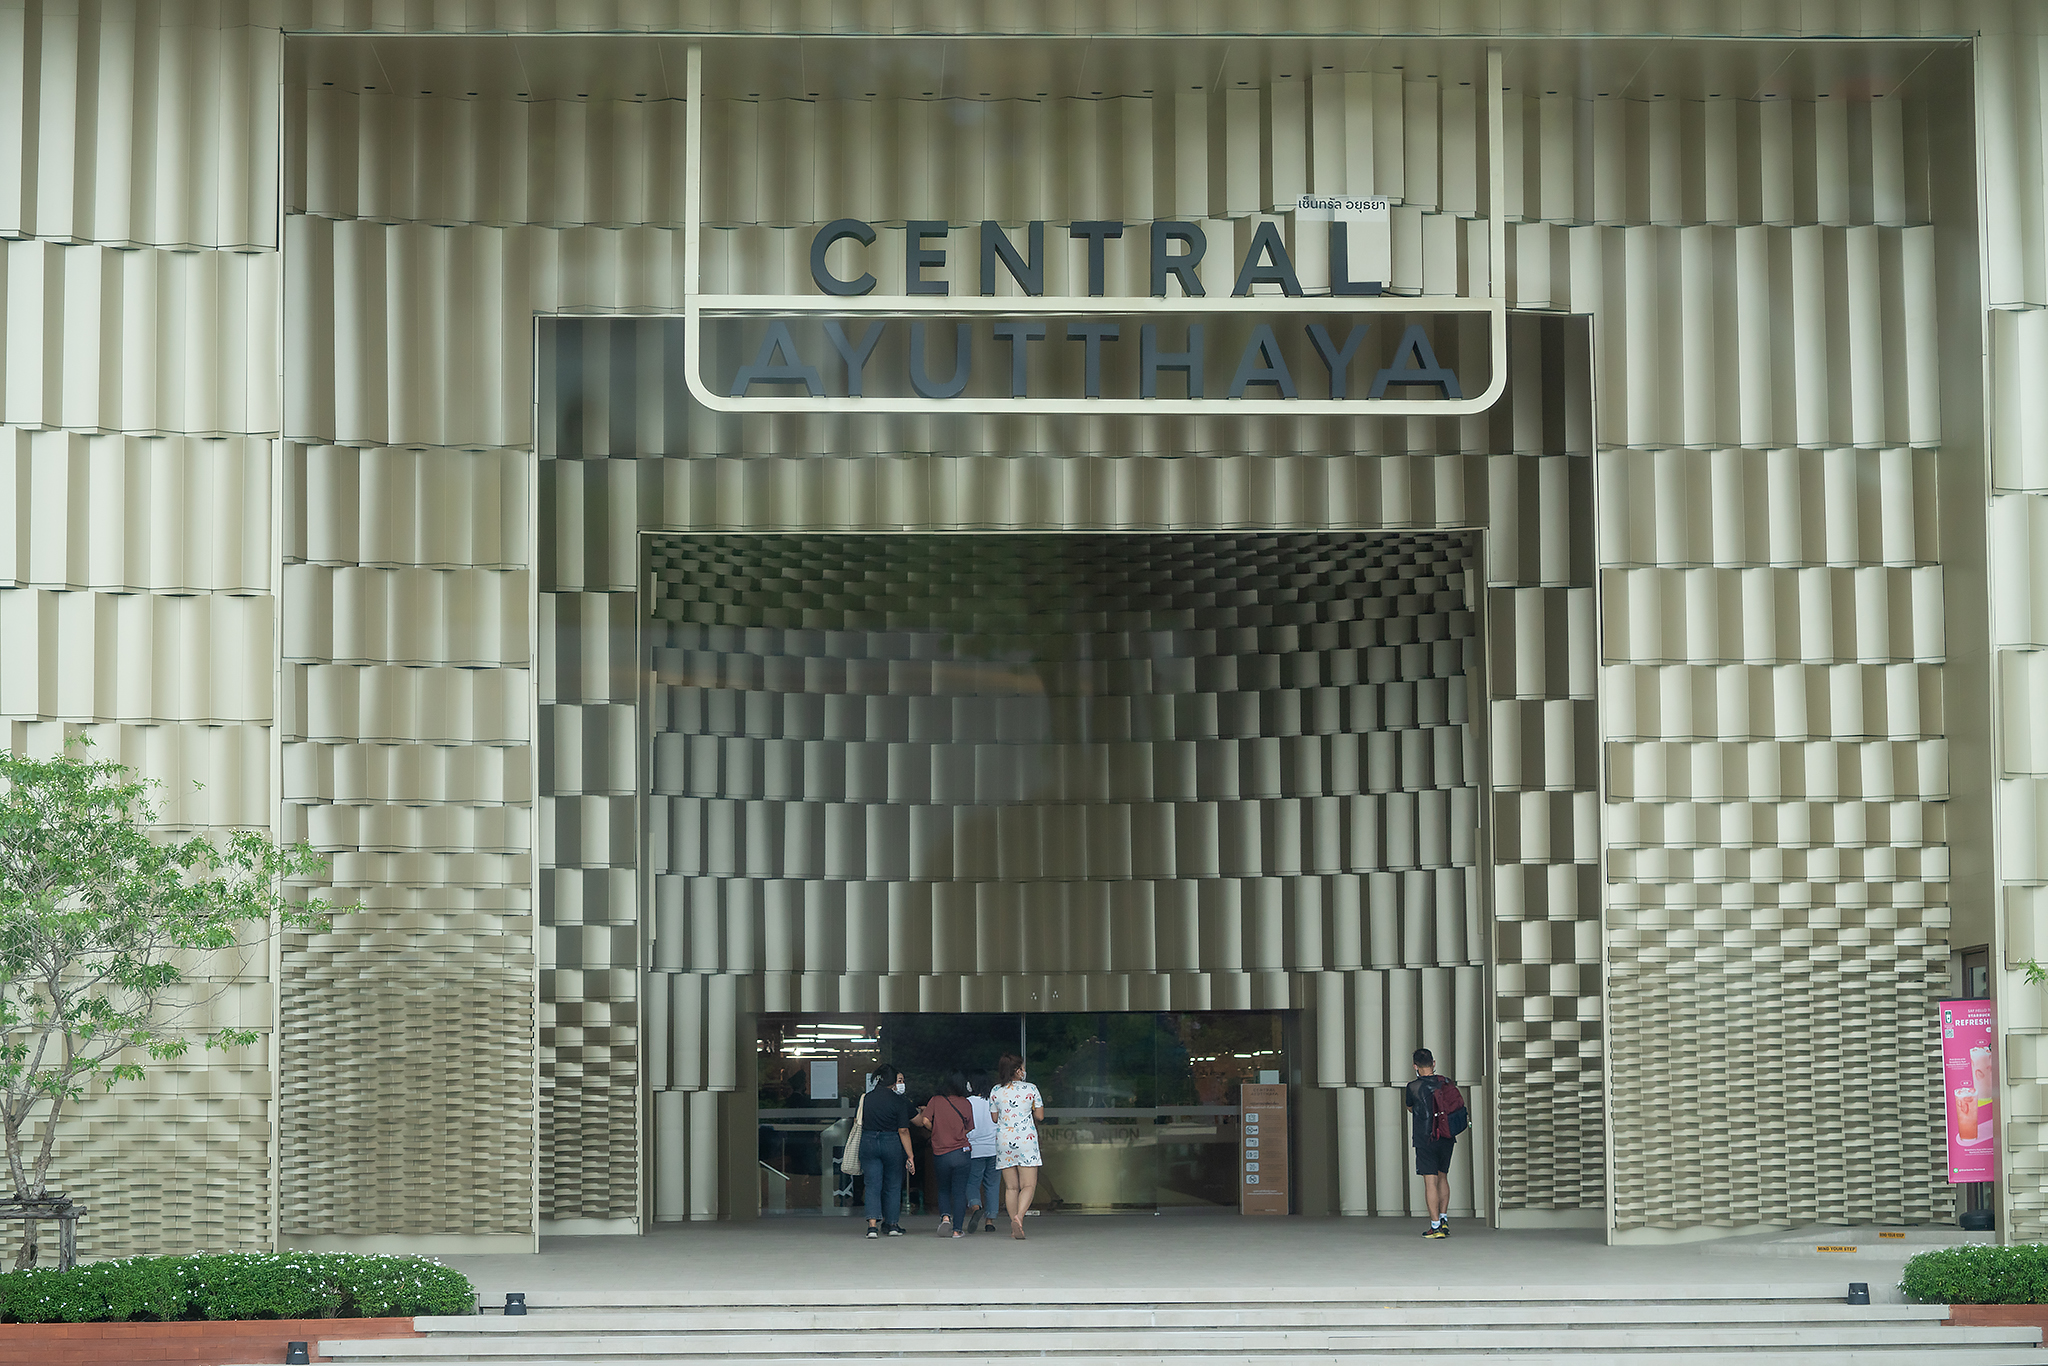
xmin=286 ymin=1344 xmax=310 ymax=1365
xmin=504 ymin=1292 xmax=528 ymax=1315
xmin=1847 ymin=1283 xmax=1870 ymax=1305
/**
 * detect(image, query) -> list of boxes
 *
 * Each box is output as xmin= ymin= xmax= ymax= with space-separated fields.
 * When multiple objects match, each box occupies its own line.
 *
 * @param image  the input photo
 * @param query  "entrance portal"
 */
xmin=757 ymin=1011 xmax=1289 ymax=1214
xmin=642 ymin=530 xmax=1485 ymax=1221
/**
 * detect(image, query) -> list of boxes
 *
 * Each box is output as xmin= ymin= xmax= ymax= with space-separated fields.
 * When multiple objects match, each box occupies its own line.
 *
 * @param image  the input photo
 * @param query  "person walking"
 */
xmin=989 ymin=1052 xmax=1044 ymax=1240
xmin=963 ymin=1072 xmax=1001 ymax=1233
xmin=858 ymin=1062 xmax=917 ymax=1238
xmin=916 ymin=1072 xmax=976 ymax=1238
xmin=1403 ymin=1047 xmax=1464 ymax=1239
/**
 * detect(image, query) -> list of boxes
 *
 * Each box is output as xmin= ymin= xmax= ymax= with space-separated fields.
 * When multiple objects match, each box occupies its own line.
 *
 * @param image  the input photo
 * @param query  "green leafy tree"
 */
xmin=0 ymin=745 xmax=333 ymax=1268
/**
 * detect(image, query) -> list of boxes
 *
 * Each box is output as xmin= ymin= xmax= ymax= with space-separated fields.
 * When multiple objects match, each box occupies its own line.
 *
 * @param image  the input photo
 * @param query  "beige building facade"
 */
xmin=1 ymin=0 xmax=2045 ymax=1251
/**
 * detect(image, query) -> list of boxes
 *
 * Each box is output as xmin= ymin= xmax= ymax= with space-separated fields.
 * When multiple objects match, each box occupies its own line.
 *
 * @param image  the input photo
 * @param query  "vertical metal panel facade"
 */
xmin=0 ymin=1 xmax=2030 ymax=1251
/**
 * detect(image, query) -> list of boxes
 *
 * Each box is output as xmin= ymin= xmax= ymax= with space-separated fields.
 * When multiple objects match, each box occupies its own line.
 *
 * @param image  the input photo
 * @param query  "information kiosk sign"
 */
xmin=1239 ymin=1084 xmax=1289 ymax=1216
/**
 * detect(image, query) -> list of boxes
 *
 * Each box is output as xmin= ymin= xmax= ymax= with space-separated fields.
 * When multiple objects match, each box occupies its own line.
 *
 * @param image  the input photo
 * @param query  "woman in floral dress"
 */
xmin=988 ymin=1052 xmax=1044 ymax=1239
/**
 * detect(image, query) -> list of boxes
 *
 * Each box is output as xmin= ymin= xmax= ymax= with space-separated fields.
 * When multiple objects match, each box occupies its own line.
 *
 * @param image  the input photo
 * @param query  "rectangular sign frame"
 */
xmin=677 ymin=46 xmax=1509 ymax=419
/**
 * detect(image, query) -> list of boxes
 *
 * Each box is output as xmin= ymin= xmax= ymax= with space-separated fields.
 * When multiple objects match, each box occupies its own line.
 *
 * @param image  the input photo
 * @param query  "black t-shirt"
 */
xmin=1404 ymin=1074 xmax=1452 ymax=1147
xmin=861 ymin=1086 xmax=916 ymax=1135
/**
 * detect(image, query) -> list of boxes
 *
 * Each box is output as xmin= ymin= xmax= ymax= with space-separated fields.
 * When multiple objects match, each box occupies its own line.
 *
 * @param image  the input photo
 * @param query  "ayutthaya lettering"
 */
xmin=727 ymin=318 xmax=1464 ymax=401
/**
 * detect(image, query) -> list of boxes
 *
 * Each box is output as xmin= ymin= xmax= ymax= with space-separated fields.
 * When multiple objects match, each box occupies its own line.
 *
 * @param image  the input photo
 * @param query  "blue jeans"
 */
xmin=966 ymin=1153 xmax=1000 ymax=1216
xmin=860 ymin=1131 xmax=905 ymax=1225
xmin=933 ymin=1148 xmax=971 ymax=1225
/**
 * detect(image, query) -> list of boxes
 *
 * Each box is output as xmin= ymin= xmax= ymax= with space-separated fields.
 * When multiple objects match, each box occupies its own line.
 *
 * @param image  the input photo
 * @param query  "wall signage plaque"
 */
xmin=1240 ymin=1083 xmax=1289 ymax=1217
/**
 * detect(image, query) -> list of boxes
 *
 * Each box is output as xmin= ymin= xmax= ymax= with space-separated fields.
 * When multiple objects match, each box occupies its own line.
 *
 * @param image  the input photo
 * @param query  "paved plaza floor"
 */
xmin=445 ymin=1215 xmax=1930 ymax=1301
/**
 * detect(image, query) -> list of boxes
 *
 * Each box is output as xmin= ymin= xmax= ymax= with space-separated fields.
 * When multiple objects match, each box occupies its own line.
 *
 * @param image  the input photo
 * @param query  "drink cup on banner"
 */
xmin=1957 ymin=1087 xmax=1980 ymax=1142
xmin=1972 ymin=1045 xmax=1997 ymax=1124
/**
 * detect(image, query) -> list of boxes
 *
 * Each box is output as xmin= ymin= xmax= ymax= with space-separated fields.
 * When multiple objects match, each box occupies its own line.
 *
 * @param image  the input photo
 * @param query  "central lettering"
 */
xmin=808 ymin=219 xmax=1384 ymax=298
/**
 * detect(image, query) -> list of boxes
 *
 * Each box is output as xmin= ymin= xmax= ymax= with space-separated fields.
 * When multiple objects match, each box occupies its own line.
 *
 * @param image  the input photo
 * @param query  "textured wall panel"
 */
xmin=277 ymin=927 xmax=532 ymax=1237
xmin=0 ymin=587 xmax=272 ymax=722
xmin=288 ymin=444 xmax=530 ymax=570
xmin=1600 ymin=457 xmax=1950 ymax=1230
xmin=31 ymin=1057 xmax=273 ymax=1257
xmin=285 ymin=217 xmax=685 ymax=448
xmin=0 ymin=4 xmax=280 ymax=249
xmin=1602 ymin=568 xmax=1945 ymax=665
xmin=0 ymin=239 xmax=280 ymax=436
xmin=282 ymin=565 xmax=529 ymax=666
xmin=273 ymin=6 xmax=1972 ymax=38
xmin=7 ymin=718 xmax=271 ymax=828
xmin=1599 ymin=448 xmax=1937 ymax=570
xmin=0 ymin=428 xmax=271 ymax=592
xmin=285 ymin=662 xmax=529 ymax=744
xmin=0 ymin=2 xmax=282 ymax=1252
xmin=278 ymin=529 xmax=537 ymax=1238
xmin=288 ymin=72 xmax=1930 ymax=468
xmin=293 ymin=87 xmax=689 ymax=229
xmin=1975 ymin=3 xmax=2048 ymax=1247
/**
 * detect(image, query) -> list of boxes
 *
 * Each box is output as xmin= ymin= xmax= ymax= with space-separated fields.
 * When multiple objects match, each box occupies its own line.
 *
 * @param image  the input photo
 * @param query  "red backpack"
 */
xmin=1427 ymin=1077 xmax=1469 ymax=1140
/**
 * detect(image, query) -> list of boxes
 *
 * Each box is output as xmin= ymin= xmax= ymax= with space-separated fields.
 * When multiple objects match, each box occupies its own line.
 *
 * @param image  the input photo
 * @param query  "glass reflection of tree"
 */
xmin=1174 ymin=1014 xmax=1285 ymax=1106
xmin=879 ymin=1014 xmax=1019 ymax=1102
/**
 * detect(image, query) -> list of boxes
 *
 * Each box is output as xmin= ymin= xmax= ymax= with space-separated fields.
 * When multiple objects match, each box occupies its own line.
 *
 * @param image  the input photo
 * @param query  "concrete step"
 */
xmin=292 ymin=1352 xmax=2047 ymax=1366
xmin=464 ymin=1284 xmax=1869 ymax=1311
xmin=415 ymin=1305 xmax=1955 ymax=1334
xmin=315 ymin=1324 xmax=2040 ymax=1357
xmin=282 ymin=1286 xmax=2035 ymax=1365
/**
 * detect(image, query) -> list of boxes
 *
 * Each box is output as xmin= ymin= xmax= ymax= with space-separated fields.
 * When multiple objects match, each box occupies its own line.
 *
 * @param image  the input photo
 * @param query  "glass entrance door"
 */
xmin=755 ymin=1011 xmax=1287 ymax=1215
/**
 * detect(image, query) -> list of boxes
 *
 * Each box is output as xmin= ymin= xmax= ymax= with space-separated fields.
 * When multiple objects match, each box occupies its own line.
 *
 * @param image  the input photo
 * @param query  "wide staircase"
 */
xmin=297 ymin=1286 xmax=2041 ymax=1363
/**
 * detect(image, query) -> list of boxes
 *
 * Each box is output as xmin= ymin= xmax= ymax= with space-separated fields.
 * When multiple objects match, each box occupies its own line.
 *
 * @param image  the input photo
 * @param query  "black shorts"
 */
xmin=1414 ymin=1137 xmax=1456 ymax=1176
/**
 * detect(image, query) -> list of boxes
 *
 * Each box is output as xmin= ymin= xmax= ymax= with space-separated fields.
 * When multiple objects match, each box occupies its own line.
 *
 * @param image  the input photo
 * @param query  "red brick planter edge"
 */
xmin=0 ymin=1314 xmax=420 ymax=1365
xmin=1943 ymin=1303 xmax=2048 ymax=1343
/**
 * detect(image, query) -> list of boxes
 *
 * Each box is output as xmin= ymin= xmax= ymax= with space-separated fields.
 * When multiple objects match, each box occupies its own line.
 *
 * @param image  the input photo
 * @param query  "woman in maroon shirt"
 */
xmin=916 ymin=1072 xmax=977 ymax=1239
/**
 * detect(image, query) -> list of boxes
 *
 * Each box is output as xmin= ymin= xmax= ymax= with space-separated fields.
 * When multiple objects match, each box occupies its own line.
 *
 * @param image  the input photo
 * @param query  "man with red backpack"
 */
xmin=1403 ymin=1047 xmax=1467 ymax=1239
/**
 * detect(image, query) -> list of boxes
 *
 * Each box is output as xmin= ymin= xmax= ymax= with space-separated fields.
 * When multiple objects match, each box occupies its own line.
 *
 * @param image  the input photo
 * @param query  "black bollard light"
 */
xmin=286 ymin=1343 xmax=310 ymax=1364
xmin=504 ymin=1292 xmax=528 ymax=1316
xmin=1847 ymin=1283 xmax=1870 ymax=1305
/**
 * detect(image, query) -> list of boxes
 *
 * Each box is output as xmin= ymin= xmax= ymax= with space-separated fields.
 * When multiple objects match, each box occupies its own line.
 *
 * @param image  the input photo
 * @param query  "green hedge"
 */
xmin=0 ymin=1252 xmax=474 ymax=1324
xmin=1901 ymin=1244 xmax=2048 ymax=1305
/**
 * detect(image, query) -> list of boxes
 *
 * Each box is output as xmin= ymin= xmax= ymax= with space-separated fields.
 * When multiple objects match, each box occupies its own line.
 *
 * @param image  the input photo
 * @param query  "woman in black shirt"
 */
xmin=858 ymin=1062 xmax=917 ymax=1237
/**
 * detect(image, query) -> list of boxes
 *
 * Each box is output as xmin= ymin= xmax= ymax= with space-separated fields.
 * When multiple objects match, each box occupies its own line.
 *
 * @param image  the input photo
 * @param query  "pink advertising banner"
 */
xmin=1940 ymin=999 xmax=1999 ymax=1184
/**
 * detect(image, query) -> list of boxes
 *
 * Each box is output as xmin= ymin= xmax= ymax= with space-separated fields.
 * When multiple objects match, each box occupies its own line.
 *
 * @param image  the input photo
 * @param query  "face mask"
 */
xmin=893 ymin=1082 xmax=906 ymax=1094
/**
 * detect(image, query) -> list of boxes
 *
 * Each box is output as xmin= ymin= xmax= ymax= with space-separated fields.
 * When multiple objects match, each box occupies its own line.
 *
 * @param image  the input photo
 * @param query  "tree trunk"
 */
xmin=13 ymin=1220 xmax=35 ymax=1271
